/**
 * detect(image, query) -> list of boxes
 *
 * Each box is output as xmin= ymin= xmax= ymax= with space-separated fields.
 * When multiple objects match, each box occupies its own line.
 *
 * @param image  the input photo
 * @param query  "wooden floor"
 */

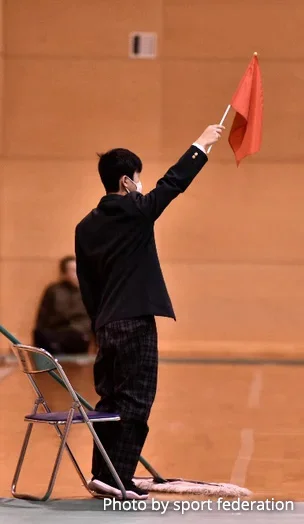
xmin=1 ymin=358 xmax=304 ymax=501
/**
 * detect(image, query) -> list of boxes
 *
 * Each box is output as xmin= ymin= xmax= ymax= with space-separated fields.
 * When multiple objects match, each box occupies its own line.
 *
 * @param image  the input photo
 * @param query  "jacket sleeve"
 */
xmin=75 ymin=231 xmax=98 ymax=331
xmin=132 ymin=145 xmax=208 ymax=221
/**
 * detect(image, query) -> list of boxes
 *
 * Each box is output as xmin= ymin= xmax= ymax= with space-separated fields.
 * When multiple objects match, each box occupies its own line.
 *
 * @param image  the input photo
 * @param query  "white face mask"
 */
xmin=125 ymin=177 xmax=143 ymax=194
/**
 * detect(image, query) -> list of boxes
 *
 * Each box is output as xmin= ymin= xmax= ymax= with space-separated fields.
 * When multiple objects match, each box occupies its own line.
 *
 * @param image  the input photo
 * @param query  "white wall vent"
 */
xmin=129 ymin=32 xmax=157 ymax=59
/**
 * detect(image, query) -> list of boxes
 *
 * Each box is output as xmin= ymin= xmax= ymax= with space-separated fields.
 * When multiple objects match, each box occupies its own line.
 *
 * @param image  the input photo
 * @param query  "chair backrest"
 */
xmin=11 ymin=344 xmax=58 ymax=374
xmin=11 ymin=344 xmax=81 ymax=407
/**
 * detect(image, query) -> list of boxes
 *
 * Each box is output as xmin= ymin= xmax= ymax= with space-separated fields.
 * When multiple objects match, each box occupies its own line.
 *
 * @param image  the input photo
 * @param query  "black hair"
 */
xmin=59 ymin=256 xmax=75 ymax=274
xmin=97 ymin=148 xmax=142 ymax=193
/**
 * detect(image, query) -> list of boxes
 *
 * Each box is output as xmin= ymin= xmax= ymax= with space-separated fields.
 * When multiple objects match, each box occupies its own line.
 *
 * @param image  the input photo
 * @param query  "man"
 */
xmin=33 ymin=256 xmax=92 ymax=354
xmin=75 ymin=124 xmax=224 ymax=499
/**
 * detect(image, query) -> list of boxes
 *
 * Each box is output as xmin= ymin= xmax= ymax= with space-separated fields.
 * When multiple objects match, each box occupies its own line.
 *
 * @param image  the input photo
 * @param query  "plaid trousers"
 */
xmin=92 ymin=316 xmax=158 ymax=484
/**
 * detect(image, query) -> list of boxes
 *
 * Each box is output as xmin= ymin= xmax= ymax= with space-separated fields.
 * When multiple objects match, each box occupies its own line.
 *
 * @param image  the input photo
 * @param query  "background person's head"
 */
xmin=59 ymin=256 xmax=78 ymax=287
xmin=98 ymin=148 xmax=143 ymax=195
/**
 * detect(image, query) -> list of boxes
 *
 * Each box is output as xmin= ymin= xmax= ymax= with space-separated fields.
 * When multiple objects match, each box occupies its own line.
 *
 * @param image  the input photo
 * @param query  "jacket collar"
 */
xmin=98 ymin=194 xmax=124 ymax=207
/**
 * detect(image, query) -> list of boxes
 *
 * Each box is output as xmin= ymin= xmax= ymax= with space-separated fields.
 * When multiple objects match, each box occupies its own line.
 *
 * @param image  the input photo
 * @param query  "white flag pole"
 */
xmin=207 ymin=104 xmax=231 ymax=154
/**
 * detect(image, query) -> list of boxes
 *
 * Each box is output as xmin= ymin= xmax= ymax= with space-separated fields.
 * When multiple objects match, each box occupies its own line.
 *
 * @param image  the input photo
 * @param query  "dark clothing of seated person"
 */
xmin=33 ymin=256 xmax=92 ymax=354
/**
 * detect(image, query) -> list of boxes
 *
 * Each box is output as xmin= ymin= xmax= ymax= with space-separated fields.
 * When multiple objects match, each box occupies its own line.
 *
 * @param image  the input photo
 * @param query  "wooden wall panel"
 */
xmin=0 ymin=259 xmax=58 ymax=349
xmin=1 ymin=161 xmax=160 ymax=258
xmin=0 ymin=1 xmax=4 ymax=353
xmin=0 ymin=56 xmax=3 ymax=156
xmin=0 ymin=0 xmax=2 ymax=54
xmin=4 ymin=59 xmax=161 ymax=160
xmin=0 ymin=0 xmax=3 ymax=155
xmin=163 ymin=0 xmax=304 ymax=59
xmin=1 ymin=161 xmax=98 ymax=257
xmin=1 ymin=0 xmax=304 ymax=355
xmin=157 ymin=263 xmax=304 ymax=345
xmin=155 ymin=162 xmax=304 ymax=263
xmin=5 ymin=0 xmax=162 ymax=57
xmin=2 ymin=258 xmax=304 ymax=354
xmin=0 ymin=160 xmax=161 ymax=351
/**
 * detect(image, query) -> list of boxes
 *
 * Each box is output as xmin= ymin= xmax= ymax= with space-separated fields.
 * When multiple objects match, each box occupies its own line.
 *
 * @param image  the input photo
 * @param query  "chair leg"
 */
xmin=52 ymin=424 xmax=89 ymax=492
xmin=40 ymin=398 xmax=90 ymax=492
xmin=77 ymin=407 xmax=127 ymax=500
xmin=52 ymin=416 xmax=126 ymax=499
xmin=39 ymin=408 xmax=75 ymax=501
xmin=11 ymin=409 xmax=74 ymax=501
xmin=11 ymin=423 xmax=35 ymax=499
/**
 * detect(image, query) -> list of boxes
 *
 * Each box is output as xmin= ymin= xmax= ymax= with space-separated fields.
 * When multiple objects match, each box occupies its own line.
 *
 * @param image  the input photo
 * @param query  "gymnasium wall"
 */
xmin=1 ymin=0 xmax=304 ymax=356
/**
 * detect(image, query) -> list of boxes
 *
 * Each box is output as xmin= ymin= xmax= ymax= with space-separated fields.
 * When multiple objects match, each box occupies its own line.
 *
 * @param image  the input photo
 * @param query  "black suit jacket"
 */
xmin=75 ymin=145 xmax=208 ymax=332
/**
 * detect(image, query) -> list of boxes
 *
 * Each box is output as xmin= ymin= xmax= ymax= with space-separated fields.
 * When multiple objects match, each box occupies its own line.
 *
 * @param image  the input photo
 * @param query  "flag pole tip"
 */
xmin=253 ymin=51 xmax=258 ymax=56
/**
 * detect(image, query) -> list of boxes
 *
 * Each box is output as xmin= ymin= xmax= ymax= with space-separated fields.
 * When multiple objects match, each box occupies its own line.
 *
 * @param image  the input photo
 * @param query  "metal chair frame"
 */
xmin=10 ymin=344 xmax=127 ymax=501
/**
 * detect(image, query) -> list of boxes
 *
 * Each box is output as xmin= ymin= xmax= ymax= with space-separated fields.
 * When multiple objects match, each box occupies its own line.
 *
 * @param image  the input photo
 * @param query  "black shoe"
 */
xmin=88 ymin=478 xmax=149 ymax=500
xmin=125 ymin=480 xmax=149 ymax=499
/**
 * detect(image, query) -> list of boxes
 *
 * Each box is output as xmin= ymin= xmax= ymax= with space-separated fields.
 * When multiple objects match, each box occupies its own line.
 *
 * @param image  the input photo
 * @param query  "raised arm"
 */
xmin=133 ymin=124 xmax=224 ymax=221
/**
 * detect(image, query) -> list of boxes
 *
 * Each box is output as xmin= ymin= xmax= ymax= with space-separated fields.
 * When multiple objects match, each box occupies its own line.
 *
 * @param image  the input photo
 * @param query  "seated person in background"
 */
xmin=33 ymin=256 xmax=92 ymax=354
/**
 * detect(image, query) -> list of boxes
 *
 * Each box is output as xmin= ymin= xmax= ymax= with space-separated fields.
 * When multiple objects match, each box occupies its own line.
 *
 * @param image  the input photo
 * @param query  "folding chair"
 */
xmin=10 ymin=344 xmax=127 ymax=501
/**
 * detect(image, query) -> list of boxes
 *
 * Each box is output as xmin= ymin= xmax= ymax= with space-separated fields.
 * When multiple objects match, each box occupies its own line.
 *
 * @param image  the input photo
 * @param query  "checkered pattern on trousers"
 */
xmin=91 ymin=316 xmax=158 ymax=484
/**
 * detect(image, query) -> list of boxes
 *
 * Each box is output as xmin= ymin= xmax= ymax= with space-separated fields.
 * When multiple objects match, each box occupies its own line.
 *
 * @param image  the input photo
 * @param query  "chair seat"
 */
xmin=25 ymin=410 xmax=120 ymax=424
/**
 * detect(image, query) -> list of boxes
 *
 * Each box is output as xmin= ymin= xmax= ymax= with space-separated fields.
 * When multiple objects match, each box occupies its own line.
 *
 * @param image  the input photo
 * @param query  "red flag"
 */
xmin=228 ymin=54 xmax=263 ymax=165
